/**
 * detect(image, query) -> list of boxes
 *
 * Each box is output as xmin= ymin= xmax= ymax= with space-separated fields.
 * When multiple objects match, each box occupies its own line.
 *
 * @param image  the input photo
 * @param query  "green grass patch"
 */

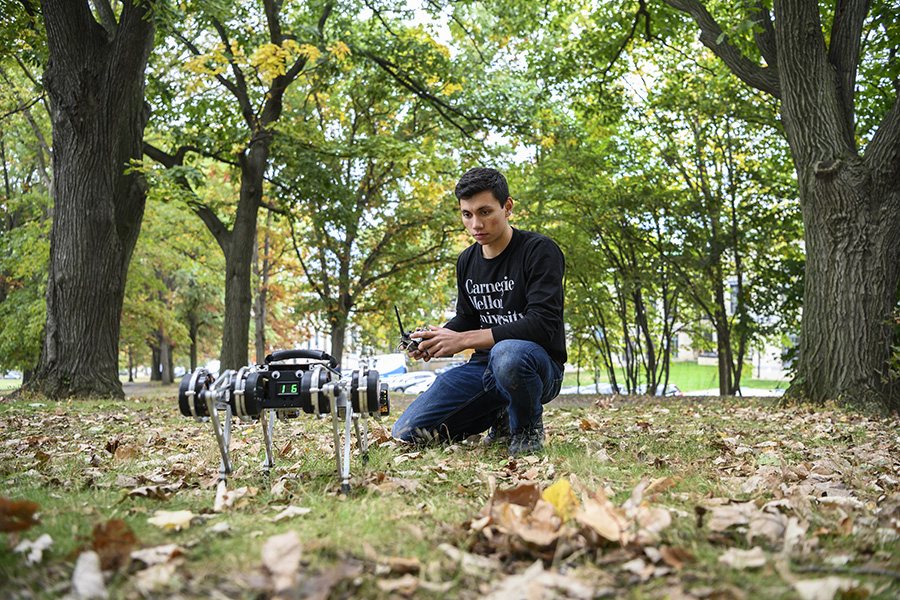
xmin=564 ymin=361 xmax=789 ymax=392
xmin=0 ymin=378 xmax=22 ymax=390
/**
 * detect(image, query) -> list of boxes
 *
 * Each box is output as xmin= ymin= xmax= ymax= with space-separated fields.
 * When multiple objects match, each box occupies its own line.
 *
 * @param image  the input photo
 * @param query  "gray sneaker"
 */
xmin=482 ymin=411 xmax=511 ymax=446
xmin=508 ymin=419 xmax=545 ymax=456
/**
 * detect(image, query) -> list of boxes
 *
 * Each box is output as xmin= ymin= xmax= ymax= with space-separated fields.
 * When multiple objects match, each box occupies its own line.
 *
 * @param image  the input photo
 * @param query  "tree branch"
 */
xmin=173 ymin=29 xmax=255 ymax=129
xmin=261 ymin=2 xmax=331 ymax=125
xmin=865 ymin=96 xmax=900 ymax=191
xmin=593 ymin=0 xmax=652 ymax=95
xmin=209 ymin=18 xmax=256 ymax=127
xmin=90 ymin=0 xmax=117 ymax=38
xmin=317 ymin=2 xmax=333 ymax=34
xmin=288 ymin=216 xmax=328 ymax=303
xmin=358 ymin=50 xmax=478 ymax=136
xmin=748 ymin=0 xmax=777 ymax=67
xmin=0 ymin=65 xmax=52 ymax=163
xmin=663 ymin=0 xmax=781 ymax=98
xmin=142 ymin=142 xmax=232 ymax=251
xmin=263 ymin=0 xmax=284 ymax=45
xmin=422 ymin=0 xmax=489 ymax=65
xmin=261 ymin=199 xmax=288 ymax=216
xmin=827 ymin=0 xmax=870 ymax=137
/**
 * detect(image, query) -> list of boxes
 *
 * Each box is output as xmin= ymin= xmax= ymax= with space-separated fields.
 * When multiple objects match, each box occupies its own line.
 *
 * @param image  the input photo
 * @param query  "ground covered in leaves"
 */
xmin=1 ymin=390 xmax=899 ymax=599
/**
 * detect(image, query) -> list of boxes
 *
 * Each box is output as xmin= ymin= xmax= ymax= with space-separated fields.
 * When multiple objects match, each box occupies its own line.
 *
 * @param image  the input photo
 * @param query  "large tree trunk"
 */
xmin=776 ymin=2 xmax=900 ymax=413
xmin=665 ymin=0 xmax=900 ymax=412
xmin=188 ymin=316 xmax=199 ymax=372
xmin=159 ymin=329 xmax=172 ymax=385
xmin=150 ymin=345 xmax=160 ymax=381
xmin=26 ymin=0 xmax=156 ymax=399
xmin=794 ymin=162 xmax=900 ymax=412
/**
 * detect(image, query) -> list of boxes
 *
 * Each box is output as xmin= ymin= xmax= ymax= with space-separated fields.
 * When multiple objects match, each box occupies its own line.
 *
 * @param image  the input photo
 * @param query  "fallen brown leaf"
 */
xmin=261 ymin=530 xmax=302 ymax=597
xmin=644 ymin=476 xmax=678 ymax=496
xmin=91 ymin=519 xmax=137 ymax=571
xmin=659 ymin=545 xmax=695 ymax=568
xmin=0 ymin=496 xmax=40 ymax=532
xmin=383 ymin=556 xmax=421 ymax=575
xmin=574 ymin=496 xmax=627 ymax=544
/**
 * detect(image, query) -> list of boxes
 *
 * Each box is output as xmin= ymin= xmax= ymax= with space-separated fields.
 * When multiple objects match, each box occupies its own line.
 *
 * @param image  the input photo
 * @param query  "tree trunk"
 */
xmin=664 ymin=0 xmax=900 ymax=411
xmin=330 ymin=323 xmax=345 ymax=368
xmin=218 ymin=131 xmax=270 ymax=371
xmin=253 ymin=213 xmax=271 ymax=363
xmin=159 ymin=331 xmax=172 ymax=385
xmin=775 ymin=2 xmax=900 ymax=413
xmin=25 ymin=0 xmax=156 ymax=399
xmin=794 ymin=163 xmax=900 ymax=412
xmin=150 ymin=345 xmax=160 ymax=381
xmin=189 ymin=316 xmax=198 ymax=372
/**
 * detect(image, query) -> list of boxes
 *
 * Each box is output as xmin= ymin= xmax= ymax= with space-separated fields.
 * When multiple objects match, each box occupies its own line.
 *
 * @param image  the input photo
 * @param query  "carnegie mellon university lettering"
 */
xmin=465 ymin=277 xmax=515 ymax=295
xmin=480 ymin=312 xmax=524 ymax=326
xmin=472 ymin=295 xmax=503 ymax=310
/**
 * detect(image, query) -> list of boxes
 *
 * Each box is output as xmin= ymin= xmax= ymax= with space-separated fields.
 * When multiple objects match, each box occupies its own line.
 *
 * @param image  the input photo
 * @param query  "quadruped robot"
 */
xmin=178 ymin=349 xmax=389 ymax=494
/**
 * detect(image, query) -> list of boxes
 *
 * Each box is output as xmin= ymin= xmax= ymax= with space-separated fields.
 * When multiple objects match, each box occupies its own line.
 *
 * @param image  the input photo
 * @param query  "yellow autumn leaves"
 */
xmin=183 ymin=39 xmax=352 ymax=91
xmin=474 ymin=475 xmax=679 ymax=551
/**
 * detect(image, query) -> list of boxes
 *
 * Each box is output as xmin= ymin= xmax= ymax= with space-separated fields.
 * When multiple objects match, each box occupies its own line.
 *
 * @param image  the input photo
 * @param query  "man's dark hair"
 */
xmin=455 ymin=167 xmax=509 ymax=206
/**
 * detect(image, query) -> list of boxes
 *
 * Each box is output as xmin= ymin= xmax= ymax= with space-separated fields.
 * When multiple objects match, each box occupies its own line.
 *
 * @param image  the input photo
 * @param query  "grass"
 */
xmin=563 ymin=361 xmax=789 ymax=392
xmin=1 ymin=388 xmax=898 ymax=599
xmin=0 ymin=379 xmax=21 ymax=390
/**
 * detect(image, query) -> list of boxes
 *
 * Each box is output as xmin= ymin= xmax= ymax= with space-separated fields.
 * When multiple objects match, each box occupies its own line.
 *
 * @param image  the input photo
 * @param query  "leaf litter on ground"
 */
xmin=0 ymin=393 xmax=898 ymax=598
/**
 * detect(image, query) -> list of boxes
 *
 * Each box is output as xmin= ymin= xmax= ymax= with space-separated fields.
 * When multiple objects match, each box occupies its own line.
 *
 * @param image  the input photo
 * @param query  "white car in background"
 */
xmin=386 ymin=371 xmax=436 ymax=393
xmin=403 ymin=378 xmax=437 ymax=395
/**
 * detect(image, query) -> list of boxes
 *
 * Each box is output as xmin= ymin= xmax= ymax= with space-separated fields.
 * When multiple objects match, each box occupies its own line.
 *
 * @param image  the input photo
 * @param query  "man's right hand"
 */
xmin=410 ymin=326 xmax=495 ymax=361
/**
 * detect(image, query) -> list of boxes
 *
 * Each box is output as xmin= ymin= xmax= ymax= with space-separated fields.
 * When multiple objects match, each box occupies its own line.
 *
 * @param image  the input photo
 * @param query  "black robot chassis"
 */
xmin=178 ymin=349 xmax=390 ymax=494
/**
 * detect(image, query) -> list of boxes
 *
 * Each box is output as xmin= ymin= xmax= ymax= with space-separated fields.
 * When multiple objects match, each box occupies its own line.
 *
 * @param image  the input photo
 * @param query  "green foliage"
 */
xmin=0 ymin=0 xmax=45 ymax=64
xmin=0 ymin=51 xmax=52 ymax=375
xmin=0 ymin=199 xmax=48 ymax=373
xmin=121 ymin=194 xmax=224 ymax=370
xmin=272 ymin=55 xmax=468 ymax=355
xmin=856 ymin=1 xmax=900 ymax=142
xmin=512 ymin=21 xmax=803 ymax=393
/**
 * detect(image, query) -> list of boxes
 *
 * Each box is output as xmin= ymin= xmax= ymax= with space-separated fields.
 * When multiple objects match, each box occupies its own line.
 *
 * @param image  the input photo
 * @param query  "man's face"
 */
xmin=459 ymin=190 xmax=513 ymax=248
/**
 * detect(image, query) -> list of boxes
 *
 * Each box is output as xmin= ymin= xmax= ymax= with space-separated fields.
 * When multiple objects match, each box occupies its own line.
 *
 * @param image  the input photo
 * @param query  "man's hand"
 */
xmin=409 ymin=326 xmax=494 ymax=361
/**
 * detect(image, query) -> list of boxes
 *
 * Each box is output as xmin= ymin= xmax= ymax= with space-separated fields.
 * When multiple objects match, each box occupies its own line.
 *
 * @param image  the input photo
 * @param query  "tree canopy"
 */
xmin=0 ymin=0 xmax=897 ymax=411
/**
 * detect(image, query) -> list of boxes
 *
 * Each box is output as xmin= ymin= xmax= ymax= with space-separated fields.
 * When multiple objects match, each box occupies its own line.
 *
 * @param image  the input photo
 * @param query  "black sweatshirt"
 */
xmin=444 ymin=228 xmax=567 ymax=367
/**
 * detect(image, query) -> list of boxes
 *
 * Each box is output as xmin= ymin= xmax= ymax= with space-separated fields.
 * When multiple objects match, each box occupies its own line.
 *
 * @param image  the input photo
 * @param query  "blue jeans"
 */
xmin=391 ymin=339 xmax=564 ymax=443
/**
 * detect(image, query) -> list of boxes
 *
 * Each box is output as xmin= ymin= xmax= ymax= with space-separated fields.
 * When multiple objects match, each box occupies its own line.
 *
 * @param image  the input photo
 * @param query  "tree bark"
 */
xmin=664 ymin=0 xmax=900 ymax=412
xmin=330 ymin=322 xmax=346 ymax=368
xmin=25 ymin=0 xmax=156 ymax=399
xmin=775 ymin=1 xmax=900 ymax=412
xmin=159 ymin=328 xmax=172 ymax=385
xmin=218 ymin=130 xmax=270 ymax=370
xmin=150 ymin=345 xmax=160 ymax=381
xmin=253 ymin=212 xmax=272 ymax=363
xmin=188 ymin=316 xmax=199 ymax=372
